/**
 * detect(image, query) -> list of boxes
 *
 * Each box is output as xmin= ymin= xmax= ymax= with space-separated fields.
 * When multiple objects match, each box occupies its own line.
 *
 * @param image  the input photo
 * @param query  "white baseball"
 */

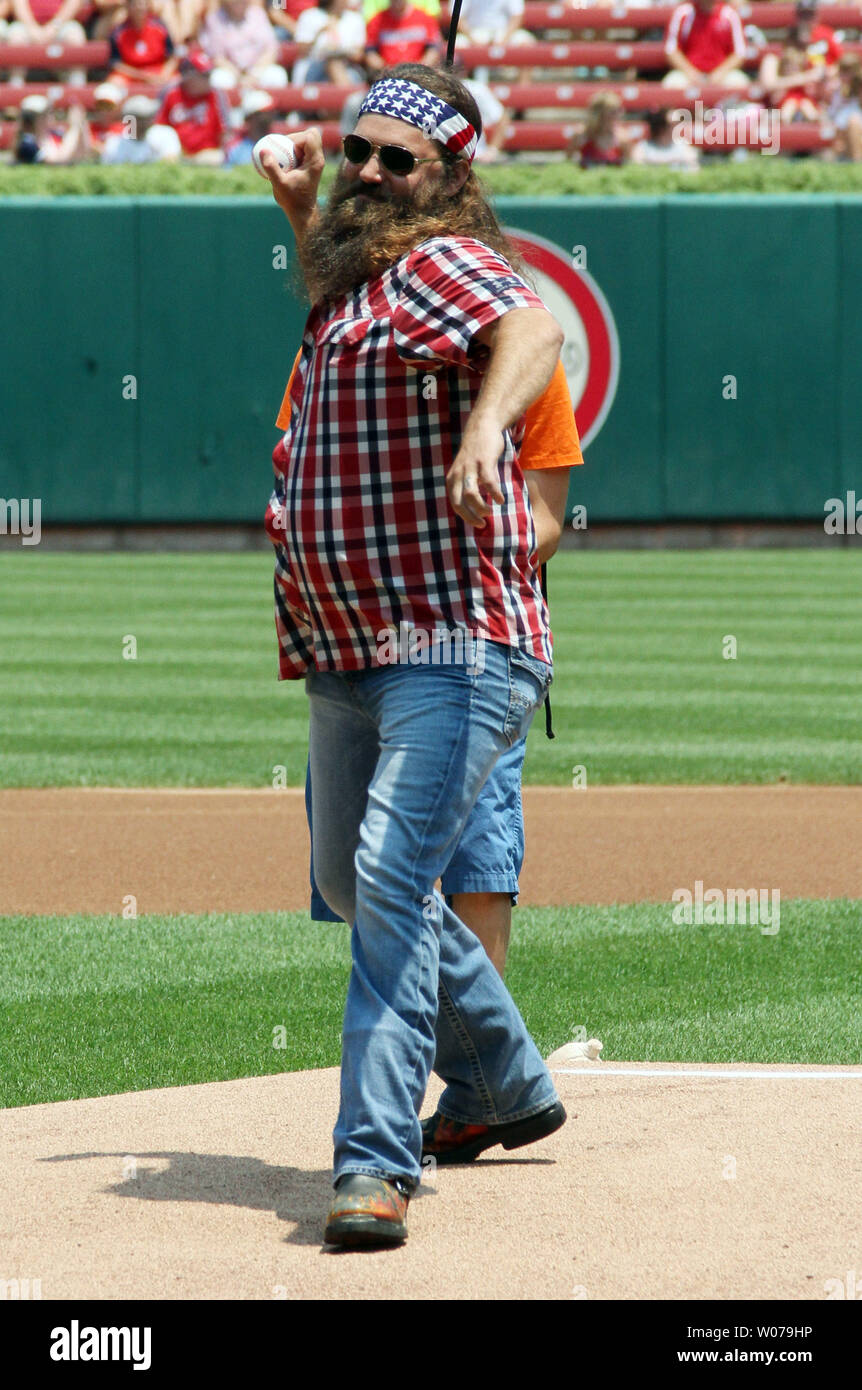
xmin=252 ymin=133 xmax=297 ymax=178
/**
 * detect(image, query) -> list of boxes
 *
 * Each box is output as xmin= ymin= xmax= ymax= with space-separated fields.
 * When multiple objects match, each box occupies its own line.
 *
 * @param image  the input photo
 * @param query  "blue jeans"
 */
xmin=306 ymin=638 xmax=559 ymax=1190
xmin=306 ymin=734 xmax=527 ymax=921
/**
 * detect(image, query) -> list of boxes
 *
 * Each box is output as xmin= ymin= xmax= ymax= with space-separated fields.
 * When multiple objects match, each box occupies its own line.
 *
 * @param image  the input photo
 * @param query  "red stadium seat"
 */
xmin=520 ymin=4 xmax=861 ymax=34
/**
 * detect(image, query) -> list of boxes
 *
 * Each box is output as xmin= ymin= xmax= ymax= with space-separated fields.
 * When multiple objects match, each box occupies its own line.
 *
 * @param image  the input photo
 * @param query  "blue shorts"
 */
xmin=306 ymin=738 xmax=527 ymax=923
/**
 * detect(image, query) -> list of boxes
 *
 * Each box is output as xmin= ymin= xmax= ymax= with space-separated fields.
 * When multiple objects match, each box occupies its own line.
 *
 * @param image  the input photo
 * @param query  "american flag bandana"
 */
xmin=357 ymin=78 xmax=479 ymax=162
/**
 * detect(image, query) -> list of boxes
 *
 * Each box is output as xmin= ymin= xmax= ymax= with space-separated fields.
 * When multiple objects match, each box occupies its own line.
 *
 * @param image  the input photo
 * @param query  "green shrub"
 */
xmin=3 ymin=156 xmax=862 ymax=197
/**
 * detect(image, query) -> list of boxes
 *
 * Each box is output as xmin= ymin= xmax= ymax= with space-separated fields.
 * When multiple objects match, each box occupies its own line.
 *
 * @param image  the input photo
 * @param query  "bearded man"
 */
xmin=261 ymin=62 xmax=567 ymax=1249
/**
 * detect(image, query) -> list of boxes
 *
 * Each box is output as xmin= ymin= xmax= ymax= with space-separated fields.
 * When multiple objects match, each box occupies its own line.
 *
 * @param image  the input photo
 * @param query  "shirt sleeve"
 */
xmin=275 ymin=348 xmax=303 ymax=430
xmin=726 ymin=4 xmax=745 ymax=58
xmin=665 ymin=3 xmax=688 ymax=55
xmin=391 ymin=236 xmax=549 ymax=369
xmin=520 ymin=359 xmax=584 ymax=470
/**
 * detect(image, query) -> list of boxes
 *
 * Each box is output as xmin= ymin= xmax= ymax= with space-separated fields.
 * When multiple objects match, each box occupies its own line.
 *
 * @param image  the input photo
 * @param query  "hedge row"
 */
xmin=3 ymin=157 xmax=862 ymax=197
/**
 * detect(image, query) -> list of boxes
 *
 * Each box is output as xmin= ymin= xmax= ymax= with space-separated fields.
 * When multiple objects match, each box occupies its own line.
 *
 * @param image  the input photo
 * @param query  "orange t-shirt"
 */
xmin=275 ymin=353 xmax=584 ymax=470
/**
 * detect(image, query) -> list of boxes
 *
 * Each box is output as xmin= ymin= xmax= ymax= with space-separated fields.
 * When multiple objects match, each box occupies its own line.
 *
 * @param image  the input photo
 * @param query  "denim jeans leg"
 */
xmin=311 ymin=642 xmax=557 ymax=1188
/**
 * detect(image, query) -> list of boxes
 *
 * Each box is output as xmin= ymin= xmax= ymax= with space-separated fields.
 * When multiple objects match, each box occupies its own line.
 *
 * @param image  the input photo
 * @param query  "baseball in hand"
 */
xmin=252 ymin=134 xmax=297 ymax=177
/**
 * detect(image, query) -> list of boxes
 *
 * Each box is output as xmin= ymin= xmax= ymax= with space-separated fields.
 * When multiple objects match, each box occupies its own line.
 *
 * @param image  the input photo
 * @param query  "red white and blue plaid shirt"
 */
xmin=265 ymin=235 xmax=554 ymax=679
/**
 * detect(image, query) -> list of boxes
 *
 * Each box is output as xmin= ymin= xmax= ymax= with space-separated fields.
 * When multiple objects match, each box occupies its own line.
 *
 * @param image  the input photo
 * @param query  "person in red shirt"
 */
xmin=108 ymin=0 xmax=178 ymax=87
xmin=663 ymin=0 xmax=749 ymax=89
xmin=365 ymin=0 xmax=440 ymax=73
xmin=156 ymin=50 xmax=230 ymax=161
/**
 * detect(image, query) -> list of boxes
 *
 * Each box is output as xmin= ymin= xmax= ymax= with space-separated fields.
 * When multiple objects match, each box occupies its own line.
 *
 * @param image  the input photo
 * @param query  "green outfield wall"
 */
xmin=1 ymin=195 xmax=860 ymax=525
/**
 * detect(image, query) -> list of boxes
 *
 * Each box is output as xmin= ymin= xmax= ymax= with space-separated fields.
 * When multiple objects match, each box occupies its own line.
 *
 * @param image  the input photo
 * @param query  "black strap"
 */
xmin=540 ymin=561 xmax=555 ymax=739
xmin=446 ymin=0 xmax=463 ymax=64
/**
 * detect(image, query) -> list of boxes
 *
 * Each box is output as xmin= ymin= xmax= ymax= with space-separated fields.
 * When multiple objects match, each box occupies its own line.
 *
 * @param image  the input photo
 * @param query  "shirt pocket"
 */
xmin=314 ymin=315 xmax=375 ymax=351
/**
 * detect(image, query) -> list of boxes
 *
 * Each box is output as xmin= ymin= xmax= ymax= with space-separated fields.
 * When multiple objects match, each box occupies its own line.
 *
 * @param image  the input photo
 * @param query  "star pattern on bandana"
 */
xmin=358 ymin=79 xmax=478 ymax=162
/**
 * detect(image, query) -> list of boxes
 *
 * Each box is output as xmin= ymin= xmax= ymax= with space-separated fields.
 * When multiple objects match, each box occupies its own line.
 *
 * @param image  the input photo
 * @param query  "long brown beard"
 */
xmin=297 ymin=165 xmax=526 ymax=306
xmin=297 ymin=169 xmax=455 ymax=306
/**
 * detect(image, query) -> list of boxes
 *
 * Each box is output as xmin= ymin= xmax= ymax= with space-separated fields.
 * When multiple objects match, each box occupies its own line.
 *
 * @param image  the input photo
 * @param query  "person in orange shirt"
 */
xmin=273 ymin=350 xmax=582 ymax=987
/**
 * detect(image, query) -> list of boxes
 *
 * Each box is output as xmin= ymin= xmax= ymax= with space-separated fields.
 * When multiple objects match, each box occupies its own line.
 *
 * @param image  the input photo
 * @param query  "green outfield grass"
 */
xmin=1 ymin=549 xmax=860 ymax=786
xmin=1 ymin=900 xmax=857 ymax=1108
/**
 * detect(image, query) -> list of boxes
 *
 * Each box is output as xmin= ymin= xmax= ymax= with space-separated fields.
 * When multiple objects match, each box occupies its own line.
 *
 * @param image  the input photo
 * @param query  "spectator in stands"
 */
xmin=630 ymin=106 xmax=700 ymax=167
xmin=101 ymin=90 xmax=182 ymax=157
xmin=776 ymin=45 xmax=822 ymax=121
xmin=14 ymin=92 xmax=89 ymax=159
xmin=759 ymin=0 xmax=840 ymax=109
xmin=663 ymin=0 xmax=749 ymax=90
xmin=266 ymin=0 xmax=315 ymax=40
xmin=567 ymin=91 xmax=638 ymax=166
xmin=454 ymin=0 xmax=530 ymax=46
xmin=88 ymin=78 xmax=127 ymax=154
xmin=827 ymin=54 xmax=862 ymax=160
xmin=156 ymin=48 xmax=231 ymax=160
xmin=91 ymin=0 xmax=180 ymax=40
xmin=199 ymin=0 xmax=288 ymax=89
xmin=292 ymin=0 xmax=365 ymax=84
xmin=108 ymin=0 xmax=178 ymax=86
xmin=1 ymin=0 xmax=88 ymax=84
xmin=452 ymin=0 xmax=533 ymax=82
xmin=449 ymin=56 xmax=509 ymax=159
xmin=225 ymin=83 xmax=275 ymax=159
xmin=364 ymin=0 xmax=440 ymax=72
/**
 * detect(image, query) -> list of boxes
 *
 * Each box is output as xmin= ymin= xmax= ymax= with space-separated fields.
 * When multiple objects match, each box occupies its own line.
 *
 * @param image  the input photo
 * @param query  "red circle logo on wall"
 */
xmin=506 ymin=228 xmax=620 ymax=449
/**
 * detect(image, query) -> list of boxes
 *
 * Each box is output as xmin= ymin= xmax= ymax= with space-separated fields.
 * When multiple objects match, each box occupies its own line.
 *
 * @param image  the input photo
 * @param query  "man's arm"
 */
xmin=447 ymin=307 xmax=564 ymax=528
xmin=526 ymin=467 xmax=571 ymax=565
xmin=258 ymin=125 xmax=326 ymax=246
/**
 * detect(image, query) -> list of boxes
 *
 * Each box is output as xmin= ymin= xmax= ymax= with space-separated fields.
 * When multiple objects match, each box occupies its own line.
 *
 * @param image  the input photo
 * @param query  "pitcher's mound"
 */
xmin=2 ymin=1064 xmax=858 ymax=1300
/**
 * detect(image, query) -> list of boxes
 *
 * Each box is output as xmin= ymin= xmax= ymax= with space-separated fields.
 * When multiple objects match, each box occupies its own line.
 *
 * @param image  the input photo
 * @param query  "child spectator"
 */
xmin=630 ymin=107 xmax=700 ymax=168
xmin=759 ymin=1 xmax=841 ymax=109
xmin=156 ymin=49 xmax=231 ymax=160
xmin=14 ymin=92 xmax=90 ymax=160
xmin=567 ymin=91 xmax=638 ymax=168
xmin=88 ymin=79 xmax=127 ymax=155
xmin=292 ymin=0 xmax=365 ymax=84
xmin=108 ymin=0 xmax=178 ymax=87
xmin=199 ymin=0 xmax=288 ymax=90
xmin=365 ymin=0 xmax=440 ymax=73
xmin=777 ymin=45 xmax=822 ymax=122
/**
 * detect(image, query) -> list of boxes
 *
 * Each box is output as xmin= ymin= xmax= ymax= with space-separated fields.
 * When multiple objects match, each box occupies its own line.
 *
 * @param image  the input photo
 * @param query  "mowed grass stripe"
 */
xmin=0 ymin=551 xmax=860 ymax=785
xmin=1 ymin=900 xmax=858 ymax=1108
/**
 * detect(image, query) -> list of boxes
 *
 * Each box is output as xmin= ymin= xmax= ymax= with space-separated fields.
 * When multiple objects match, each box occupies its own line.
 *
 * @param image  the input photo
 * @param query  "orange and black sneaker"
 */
xmin=421 ymin=1100 xmax=567 ymax=1165
xmin=324 ymin=1174 xmax=412 ymax=1248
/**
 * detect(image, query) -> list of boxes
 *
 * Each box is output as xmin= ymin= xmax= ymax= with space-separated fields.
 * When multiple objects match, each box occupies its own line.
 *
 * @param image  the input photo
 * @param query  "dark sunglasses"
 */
xmin=342 ymin=133 xmax=443 ymax=177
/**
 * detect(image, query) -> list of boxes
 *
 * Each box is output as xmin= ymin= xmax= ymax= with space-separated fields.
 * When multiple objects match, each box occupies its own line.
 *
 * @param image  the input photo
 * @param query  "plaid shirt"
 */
xmin=265 ymin=235 xmax=554 ymax=679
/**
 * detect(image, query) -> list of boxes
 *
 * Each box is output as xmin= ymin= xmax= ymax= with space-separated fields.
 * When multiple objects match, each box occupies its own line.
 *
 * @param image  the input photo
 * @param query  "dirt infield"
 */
xmin=2 ymin=1063 xmax=860 ymax=1301
xmin=2 ymin=785 xmax=862 ymax=915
